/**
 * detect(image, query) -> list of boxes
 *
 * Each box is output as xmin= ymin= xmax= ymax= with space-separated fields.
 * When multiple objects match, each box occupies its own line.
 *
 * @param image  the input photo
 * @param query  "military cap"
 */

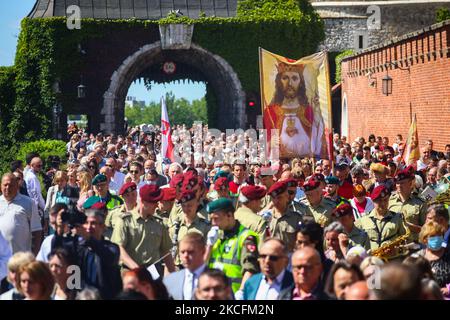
xmin=332 ymin=203 xmax=353 ymax=218
xmin=395 ymin=165 xmax=415 ymax=182
xmin=370 ymin=185 xmax=390 ymax=201
xmin=170 ymin=173 xmax=184 ymax=188
xmin=240 ymin=185 xmax=266 ymax=201
xmin=207 ymin=198 xmax=235 ymax=214
xmin=311 ymin=173 xmax=325 ymax=183
xmin=268 ymin=180 xmax=288 ymax=198
xmin=214 ymin=177 xmax=229 ymax=191
xmin=325 ymin=176 xmax=340 ymax=185
xmin=303 ymin=178 xmax=321 ymax=192
xmin=178 ymin=190 xmax=197 ymax=204
xmin=92 ymin=174 xmax=107 ymax=186
xmin=140 ymin=185 xmax=163 ymax=203
xmin=335 ymin=159 xmax=350 ymax=170
xmin=370 ymin=163 xmax=388 ymax=174
xmin=83 ymin=196 xmax=102 ymax=209
xmin=182 ymin=171 xmax=198 ymax=190
xmin=119 ymin=182 xmax=137 ymax=196
xmin=161 ymin=187 xmax=176 ymax=201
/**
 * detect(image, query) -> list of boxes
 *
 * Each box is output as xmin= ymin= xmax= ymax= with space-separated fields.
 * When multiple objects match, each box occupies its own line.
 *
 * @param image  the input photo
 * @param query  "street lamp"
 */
xmin=78 ymin=76 xmax=86 ymax=98
xmin=382 ymin=75 xmax=392 ymax=96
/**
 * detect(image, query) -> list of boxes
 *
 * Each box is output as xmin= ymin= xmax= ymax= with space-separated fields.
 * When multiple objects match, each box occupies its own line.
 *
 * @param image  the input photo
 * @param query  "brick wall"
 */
xmin=341 ymin=21 xmax=450 ymax=151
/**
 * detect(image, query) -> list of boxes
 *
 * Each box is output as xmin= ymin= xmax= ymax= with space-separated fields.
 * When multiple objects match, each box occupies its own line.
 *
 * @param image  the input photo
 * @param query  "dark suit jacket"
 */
xmin=243 ymin=270 xmax=294 ymax=300
xmin=278 ymin=282 xmax=331 ymax=300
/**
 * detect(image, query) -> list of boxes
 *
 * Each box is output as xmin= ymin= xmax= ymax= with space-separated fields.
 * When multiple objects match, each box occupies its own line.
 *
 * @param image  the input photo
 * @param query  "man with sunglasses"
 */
xmin=301 ymin=178 xmax=335 ymax=228
xmin=243 ymin=238 xmax=292 ymax=300
xmin=105 ymin=182 xmax=138 ymax=239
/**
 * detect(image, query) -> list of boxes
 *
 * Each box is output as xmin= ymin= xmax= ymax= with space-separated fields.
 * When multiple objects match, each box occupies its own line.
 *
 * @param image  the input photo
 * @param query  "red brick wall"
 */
xmin=341 ymin=23 xmax=450 ymax=151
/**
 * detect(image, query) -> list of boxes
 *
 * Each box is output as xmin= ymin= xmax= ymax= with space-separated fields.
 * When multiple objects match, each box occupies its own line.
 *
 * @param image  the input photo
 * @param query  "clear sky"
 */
xmin=0 ymin=1 xmax=205 ymax=103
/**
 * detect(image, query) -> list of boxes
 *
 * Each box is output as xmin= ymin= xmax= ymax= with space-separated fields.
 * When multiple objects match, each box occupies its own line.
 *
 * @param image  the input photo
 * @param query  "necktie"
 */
xmin=184 ymin=272 xmax=194 ymax=300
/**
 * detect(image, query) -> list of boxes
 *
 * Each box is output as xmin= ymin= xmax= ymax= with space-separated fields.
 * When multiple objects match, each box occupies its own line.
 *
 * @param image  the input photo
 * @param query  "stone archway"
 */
xmin=101 ymin=42 xmax=246 ymax=134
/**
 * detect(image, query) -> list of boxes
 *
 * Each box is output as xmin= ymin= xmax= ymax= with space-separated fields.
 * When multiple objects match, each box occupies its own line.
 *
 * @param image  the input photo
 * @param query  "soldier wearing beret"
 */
xmin=284 ymin=178 xmax=308 ymax=214
xmin=364 ymin=163 xmax=394 ymax=194
xmin=154 ymin=187 xmax=177 ymax=227
xmin=169 ymin=190 xmax=210 ymax=268
xmin=235 ymin=185 xmax=268 ymax=239
xmin=206 ymin=198 xmax=260 ymax=296
xmin=331 ymin=203 xmax=370 ymax=254
xmin=91 ymin=174 xmax=123 ymax=211
xmin=258 ymin=166 xmax=275 ymax=210
xmin=388 ymin=165 xmax=427 ymax=242
xmin=301 ymin=178 xmax=336 ymax=227
xmin=111 ymin=185 xmax=175 ymax=274
xmin=167 ymin=173 xmax=185 ymax=225
xmin=324 ymin=176 xmax=350 ymax=207
xmin=355 ymin=185 xmax=406 ymax=259
xmin=105 ymin=182 xmax=139 ymax=239
xmin=267 ymin=180 xmax=305 ymax=252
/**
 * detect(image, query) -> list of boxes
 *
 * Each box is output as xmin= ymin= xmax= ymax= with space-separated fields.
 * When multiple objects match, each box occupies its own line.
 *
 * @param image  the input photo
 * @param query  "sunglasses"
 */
xmin=105 ymin=164 xmax=114 ymax=168
xmin=259 ymin=254 xmax=283 ymax=262
xmin=130 ymin=170 xmax=140 ymax=174
xmin=88 ymin=165 xmax=96 ymax=169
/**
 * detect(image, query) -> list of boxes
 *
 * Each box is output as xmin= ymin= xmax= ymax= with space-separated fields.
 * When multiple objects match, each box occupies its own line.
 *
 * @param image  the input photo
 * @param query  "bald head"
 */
xmin=1 ymin=173 xmax=19 ymax=201
xmin=30 ymin=157 xmax=42 ymax=173
xmin=291 ymin=247 xmax=323 ymax=292
xmin=345 ymin=281 xmax=369 ymax=300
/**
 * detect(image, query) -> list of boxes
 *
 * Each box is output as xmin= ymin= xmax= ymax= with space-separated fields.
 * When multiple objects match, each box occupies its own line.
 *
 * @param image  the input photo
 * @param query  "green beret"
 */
xmin=92 ymin=174 xmax=107 ymax=185
xmin=325 ymin=176 xmax=340 ymax=185
xmin=213 ymin=170 xmax=229 ymax=182
xmin=207 ymin=198 xmax=234 ymax=214
xmin=83 ymin=196 xmax=102 ymax=209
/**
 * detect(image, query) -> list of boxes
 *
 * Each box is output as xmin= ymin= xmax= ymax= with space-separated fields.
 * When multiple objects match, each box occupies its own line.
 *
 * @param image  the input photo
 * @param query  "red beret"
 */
xmin=395 ymin=165 xmax=415 ymax=182
xmin=303 ymin=178 xmax=321 ymax=192
xmin=140 ymin=185 xmax=163 ymax=203
xmin=311 ymin=173 xmax=325 ymax=183
xmin=214 ymin=177 xmax=229 ymax=191
xmin=332 ymin=203 xmax=353 ymax=218
xmin=161 ymin=187 xmax=176 ymax=201
xmin=268 ymin=180 xmax=288 ymax=198
xmin=119 ymin=182 xmax=137 ymax=196
xmin=170 ymin=173 xmax=184 ymax=188
xmin=241 ymin=185 xmax=266 ymax=201
xmin=370 ymin=185 xmax=390 ymax=201
xmin=90 ymin=201 xmax=107 ymax=210
xmin=182 ymin=171 xmax=198 ymax=190
xmin=178 ymin=189 xmax=197 ymax=204
xmin=285 ymin=178 xmax=298 ymax=188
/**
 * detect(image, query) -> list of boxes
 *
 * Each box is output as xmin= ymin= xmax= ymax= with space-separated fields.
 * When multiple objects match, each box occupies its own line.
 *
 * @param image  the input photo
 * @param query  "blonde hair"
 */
xmin=360 ymin=256 xmax=384 ymax=272
xmin=7 ymin=251 xmax=35 ymax=283
xmin=419 ymin=221 xmax=446 ymax=244
xmin=16 ymin=261 xmax=55 ymax=299
xmin=78 ymin=171 xmax=92 ymax=193
xmin=52 ymin=170 xmax=68 ymax=185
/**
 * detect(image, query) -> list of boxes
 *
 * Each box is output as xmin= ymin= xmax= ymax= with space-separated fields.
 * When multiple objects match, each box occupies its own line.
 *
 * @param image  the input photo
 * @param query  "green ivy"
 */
xmin=16 ymin=139 xmax=67 ymax=166
xmin=436 ymin=8 xmax=450 ymax=23
xmin=335 ymin=49 xmax=355 ymax=84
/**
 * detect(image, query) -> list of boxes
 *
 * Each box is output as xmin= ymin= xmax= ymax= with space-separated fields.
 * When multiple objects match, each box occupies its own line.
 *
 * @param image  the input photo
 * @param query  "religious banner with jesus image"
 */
xmin=259 ymin=48 xmax=333 ymax=160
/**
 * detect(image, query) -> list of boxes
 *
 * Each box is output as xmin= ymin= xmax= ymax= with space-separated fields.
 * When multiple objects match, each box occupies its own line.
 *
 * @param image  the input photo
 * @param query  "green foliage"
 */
xmin=16 ymin=140 xmax=67 ymax=167
xmin=125 ymin=92 xmax=207 ymax=128
xmin=335 ymin=50 xmax=355 ymax=84
xmin=436 ymin=8 xmax=450 ymax=23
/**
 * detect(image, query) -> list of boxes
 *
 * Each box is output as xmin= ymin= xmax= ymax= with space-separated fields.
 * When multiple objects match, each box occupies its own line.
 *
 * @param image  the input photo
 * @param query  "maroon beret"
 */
xmin=268 ymin=180 xmax=288 ymax=198
xmin=182 ymin=171 xmax=198 ymax=190
xmin=311 ymin=173 xmax=325 ymax=182
xmin=178 ymin=189 xmax=197 ymax=204
xmin=395 ymin=165 xmax=415 ymax=182
xmin=241 ymin=185 xmax=266 ymax=201
xmin=161 ymin=187 xmax=176 ymax=201
xmin=370 ymin=185 xmax=390 ymax=201
xmin=214 ymin=177 xmax=229 ymax=191
xmin=170 ymin=173 xmax=184 ymax=188
xmin=332 ymin=203 xmax=353 ymax=218
xmin=140 ymin=185 xmax=163 ymax=203
xmin=119 ymin=182 xmax=137 ymax=196
xmin=303 ymin=178 xmax=321 ymax=192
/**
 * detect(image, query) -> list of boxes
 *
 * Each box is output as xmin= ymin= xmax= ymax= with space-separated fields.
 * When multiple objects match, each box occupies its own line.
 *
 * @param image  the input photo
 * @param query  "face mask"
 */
xmin=427 ymin=236 xmax=444 ymax=251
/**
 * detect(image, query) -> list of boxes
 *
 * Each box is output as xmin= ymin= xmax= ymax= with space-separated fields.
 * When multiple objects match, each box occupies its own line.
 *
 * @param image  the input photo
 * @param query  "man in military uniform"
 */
xmin=206 ymin=198 xmax=259 ymax=297
xmin=105 ymin=181 xmax=138 ymax=239
xmin=235 ymin=185 xmax=268 ymax=239
xmin=301 ymin=178 xmax=336 ymax=227
xmin=355 ymin=185 xmax=406 ymax=259
xmin=90 ymin=174 xmax=123 ymax=210
xmin=169 ymin=190 xmax=210 ymax=268
xmin=331 ymin=203 xmax=370 ymax=254
xmin=259 ymin=166 xmax=275 ymax=210
xmin=155 ymin=187 xmax=176 ymax=227
xmin=388 ymin=165 xmax=427 ymax=242
xmin=324 ymin=176 xmax=349 ymax=207
xmin=364 ymin=163 xmax=394 ymax=194
xmin=167 ymin=173 xmax=185 ymax=224
xmin=111 ymin=185 xmax=175 ymax=275
xmin=284 ymin=178 xmax=307 ymax=214
xmin=267 ymin=180 xmax=305 ymax=252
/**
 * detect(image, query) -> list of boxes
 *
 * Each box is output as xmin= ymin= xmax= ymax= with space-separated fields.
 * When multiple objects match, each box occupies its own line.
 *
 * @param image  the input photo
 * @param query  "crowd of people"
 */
xmin=0 ymin=122 xmax=450 ymax=300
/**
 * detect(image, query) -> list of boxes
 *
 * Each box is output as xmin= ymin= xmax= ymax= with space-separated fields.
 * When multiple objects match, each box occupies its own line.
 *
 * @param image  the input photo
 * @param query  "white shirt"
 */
xmin=109 ymin=171 xmax=125 ymax=194
xmin=0 ymin=232 xmax=12 ymax=281
xmin=36 ymin=234 xmax=55 ymax=262
xmin=183 ymin=264 xmax=206 ymax=300
xmin=24 ymin=170 xmax=45 ymax=211
xmin=255 ymin=269 xmax=286 ymax=300
xmin=0 ymin=194 xmax=42 ymax=253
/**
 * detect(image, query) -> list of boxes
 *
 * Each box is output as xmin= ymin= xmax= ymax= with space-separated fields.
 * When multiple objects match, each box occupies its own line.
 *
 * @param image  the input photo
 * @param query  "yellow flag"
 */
xmin=400 ymin=114 xmax=420 ymax=166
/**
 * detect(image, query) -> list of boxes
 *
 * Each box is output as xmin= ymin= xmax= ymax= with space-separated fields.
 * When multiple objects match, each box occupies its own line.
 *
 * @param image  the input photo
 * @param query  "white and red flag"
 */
xmin=161 ymin=96 xmax=174 ymax=161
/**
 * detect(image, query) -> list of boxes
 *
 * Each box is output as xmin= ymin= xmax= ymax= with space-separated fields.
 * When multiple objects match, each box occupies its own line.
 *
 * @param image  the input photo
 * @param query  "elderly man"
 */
xmin=334 ymin=160 xmax=353 ymax=199
xmin=195 ymin=269 xmax=233 ymax=300
xmin=0 ymin=173 xmax=42 ymax=255
xmin=301 ymin=178 xmax=335 ymax=227
xmin=278 ymin=247 xmax=329 ymax=300
xmin=105 ymin=157 xmax=125 ymax=194
xmin=243 ymin=238 xmax=293 ymax=300
xmin=164 ymin=233 xmax=207 ymax=300
xmin=89 ymin=174 xmax=123 ymax=210
xmin=24 ymin=157 xmax=46 ymax=218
